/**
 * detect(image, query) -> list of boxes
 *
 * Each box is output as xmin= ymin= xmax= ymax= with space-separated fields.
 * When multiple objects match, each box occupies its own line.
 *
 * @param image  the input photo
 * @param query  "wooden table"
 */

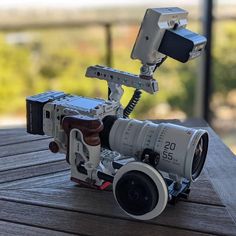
xmin=0 ymin=119 xmax=236 ymax=236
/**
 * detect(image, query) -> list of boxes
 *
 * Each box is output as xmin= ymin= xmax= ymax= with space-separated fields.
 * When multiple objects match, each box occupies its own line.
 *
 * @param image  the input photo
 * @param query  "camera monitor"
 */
xmin=131 ymin=7 xmax=207 ymax=64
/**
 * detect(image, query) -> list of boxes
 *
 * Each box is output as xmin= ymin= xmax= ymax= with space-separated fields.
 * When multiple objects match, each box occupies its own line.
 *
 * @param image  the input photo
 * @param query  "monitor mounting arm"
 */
xmin=86 ymin=7 xmax=206 ymax=116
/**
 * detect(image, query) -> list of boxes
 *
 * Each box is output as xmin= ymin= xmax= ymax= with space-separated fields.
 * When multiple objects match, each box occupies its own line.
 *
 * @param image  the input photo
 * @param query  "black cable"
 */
xmin=153 ymin=56 xmax=167 ymax=72
xmin=78 ymin=163 xmax=114 ymax=183
xmin=97 ymin=171 xmax=114 ymax=183
xmin=123 ymin=89 xmax=142 ymax=118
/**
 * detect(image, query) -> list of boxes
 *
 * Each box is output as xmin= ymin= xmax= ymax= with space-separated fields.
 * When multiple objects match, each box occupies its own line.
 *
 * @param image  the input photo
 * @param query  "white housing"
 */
xmin=109 ymin=118 xmax=208 ymax=182
xmin=131 ymin=7 xmax=188 ymax=64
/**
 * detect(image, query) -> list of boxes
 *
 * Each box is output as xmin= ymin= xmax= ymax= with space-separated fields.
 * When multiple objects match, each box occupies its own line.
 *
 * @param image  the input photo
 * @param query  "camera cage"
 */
xmin=26 ymin=7 xmax=208 ymax=221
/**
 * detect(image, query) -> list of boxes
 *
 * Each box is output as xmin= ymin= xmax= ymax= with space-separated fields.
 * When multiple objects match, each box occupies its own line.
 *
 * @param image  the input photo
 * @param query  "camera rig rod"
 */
xmin=86 ymin=65 xmax=158 ymax=95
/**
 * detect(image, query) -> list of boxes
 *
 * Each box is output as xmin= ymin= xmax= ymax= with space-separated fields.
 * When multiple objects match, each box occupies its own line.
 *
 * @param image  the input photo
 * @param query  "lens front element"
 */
xmin=191 ymin=133 xmax=208 ymax=180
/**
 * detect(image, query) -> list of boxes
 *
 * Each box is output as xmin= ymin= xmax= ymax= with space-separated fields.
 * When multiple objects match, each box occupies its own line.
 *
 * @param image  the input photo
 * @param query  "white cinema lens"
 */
xmin=100 ymin=116 xmax=209 ymax=182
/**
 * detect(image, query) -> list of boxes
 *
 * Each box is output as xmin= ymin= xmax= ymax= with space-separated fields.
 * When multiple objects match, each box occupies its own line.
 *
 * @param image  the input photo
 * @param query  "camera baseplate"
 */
xmin=72 ymin=155 xmax=191 ymax=206
xmin=165 ymin=178 xmax=191 ymax=204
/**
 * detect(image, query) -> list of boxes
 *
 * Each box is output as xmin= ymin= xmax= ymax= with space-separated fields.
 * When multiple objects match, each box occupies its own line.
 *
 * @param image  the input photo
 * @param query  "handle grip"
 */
xmin=62 ymin=115 xmax=103 ymax=163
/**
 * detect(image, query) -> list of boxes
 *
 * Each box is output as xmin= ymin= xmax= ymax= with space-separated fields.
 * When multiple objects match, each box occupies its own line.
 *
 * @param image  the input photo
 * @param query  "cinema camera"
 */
xmin=26 ymin=8 xmax=208 ymax=220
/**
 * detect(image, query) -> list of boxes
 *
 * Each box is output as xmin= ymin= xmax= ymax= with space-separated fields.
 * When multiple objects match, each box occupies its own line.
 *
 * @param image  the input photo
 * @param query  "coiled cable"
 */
xmin=123 ymin=89 xmax=142 ymax=118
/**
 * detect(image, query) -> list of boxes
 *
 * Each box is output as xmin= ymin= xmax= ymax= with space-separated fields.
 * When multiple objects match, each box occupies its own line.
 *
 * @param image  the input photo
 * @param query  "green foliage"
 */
xmin=212 ymin=21 xmax=236 ymax=93
xmin=167 ymin=61 xmax=197 ymax=116
xmin=0 ymin=21 xmax=235 ymax=118
xmin=0 ymin=36 xmax=31 ymax=114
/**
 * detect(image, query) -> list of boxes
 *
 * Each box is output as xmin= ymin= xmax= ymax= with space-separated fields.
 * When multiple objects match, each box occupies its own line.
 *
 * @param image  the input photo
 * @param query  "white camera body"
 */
xmin=42 ymin=94 xmax=120 ymax=153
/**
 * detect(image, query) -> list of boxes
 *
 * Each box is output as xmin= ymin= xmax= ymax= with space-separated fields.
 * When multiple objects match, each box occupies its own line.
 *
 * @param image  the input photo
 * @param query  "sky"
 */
xmin=0 ymin=0 xmax=235 ymax=9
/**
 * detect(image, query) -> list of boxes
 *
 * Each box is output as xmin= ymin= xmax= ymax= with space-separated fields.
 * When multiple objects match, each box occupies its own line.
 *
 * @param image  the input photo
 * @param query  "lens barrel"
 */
xmin=101 ymin=116 xmax=209 ymax=181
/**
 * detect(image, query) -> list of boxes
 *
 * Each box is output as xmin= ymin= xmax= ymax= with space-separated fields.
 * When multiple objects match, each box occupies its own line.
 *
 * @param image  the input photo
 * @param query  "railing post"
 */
xmin=105 ymin=23 xmax=112 ymax=67
xmin=196 ymin=0 xmax=214 ymax=123
xmin=104 ymin=23 xmax=113 ymax=98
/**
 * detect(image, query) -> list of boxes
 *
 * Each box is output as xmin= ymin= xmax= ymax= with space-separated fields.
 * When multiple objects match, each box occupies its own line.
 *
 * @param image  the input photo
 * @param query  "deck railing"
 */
xmin=0 ymin=0 xmax=236 ymax=123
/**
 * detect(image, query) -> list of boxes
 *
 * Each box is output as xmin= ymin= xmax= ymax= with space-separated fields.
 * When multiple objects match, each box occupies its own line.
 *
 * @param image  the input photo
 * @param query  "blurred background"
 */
xmin=0 ymin=0 xmax=235 ymax=153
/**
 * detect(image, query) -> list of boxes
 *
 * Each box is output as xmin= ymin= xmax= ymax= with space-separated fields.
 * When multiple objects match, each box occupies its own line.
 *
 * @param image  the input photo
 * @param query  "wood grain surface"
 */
xmin=0 ymin=121 xmax=235 ymax=236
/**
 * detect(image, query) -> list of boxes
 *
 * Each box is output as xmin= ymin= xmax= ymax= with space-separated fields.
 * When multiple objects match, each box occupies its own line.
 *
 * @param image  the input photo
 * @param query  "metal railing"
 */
xmin=1 ymin=0 xmax=235 ymax=123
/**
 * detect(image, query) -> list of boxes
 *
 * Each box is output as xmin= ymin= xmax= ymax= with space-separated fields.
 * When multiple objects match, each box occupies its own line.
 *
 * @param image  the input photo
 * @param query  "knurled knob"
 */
xmin=49 ymin=141 xmax=59 ymax=153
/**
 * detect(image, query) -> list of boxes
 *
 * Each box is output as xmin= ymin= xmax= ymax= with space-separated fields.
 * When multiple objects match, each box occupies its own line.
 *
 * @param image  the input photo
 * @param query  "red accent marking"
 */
xmin=99 ymin=181 xmax=111 ymax=190
xmin=71 ymin=177 xmax=111 ymax=190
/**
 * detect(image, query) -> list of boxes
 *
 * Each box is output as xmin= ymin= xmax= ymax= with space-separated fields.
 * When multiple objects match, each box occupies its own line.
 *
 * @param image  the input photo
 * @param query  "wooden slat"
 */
xmin=0 ymin=220 xmax=77 ymax=236
xmin=0 ymin=150 xmax=64 ymax=172
xmin=0 ymin=199 xmax=216 ymax=236
xmin=0 ymin=170 xmax=71 ymax=189
xmin=0 ymin=167 xmax=222 ymax=207
xmin=0 ymin=139 xmax=51 ymax=158
xmin=0 ymin=127 xmax=49 ymax=146
xmin=0 ymin=135 xmax=49 ymax=147
xmin=0 ymin=160 xmax=68 ymax=185
xmin=0 ymin=160 xmax=223 ymax=207
xmin=0 ymin=121 xmax=235 ymax=235
xmin=188 ymin=176 xmax=223 ymax=206
xmin=0 ymin=165 xmax=222 ymax=206
xmin=0 ymin=188 xmax=235 ymax=235
xmin=204 ymin=127 xmax=236 ymax=222
xmin=0 ymin=127 xmax=25 ymax=136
